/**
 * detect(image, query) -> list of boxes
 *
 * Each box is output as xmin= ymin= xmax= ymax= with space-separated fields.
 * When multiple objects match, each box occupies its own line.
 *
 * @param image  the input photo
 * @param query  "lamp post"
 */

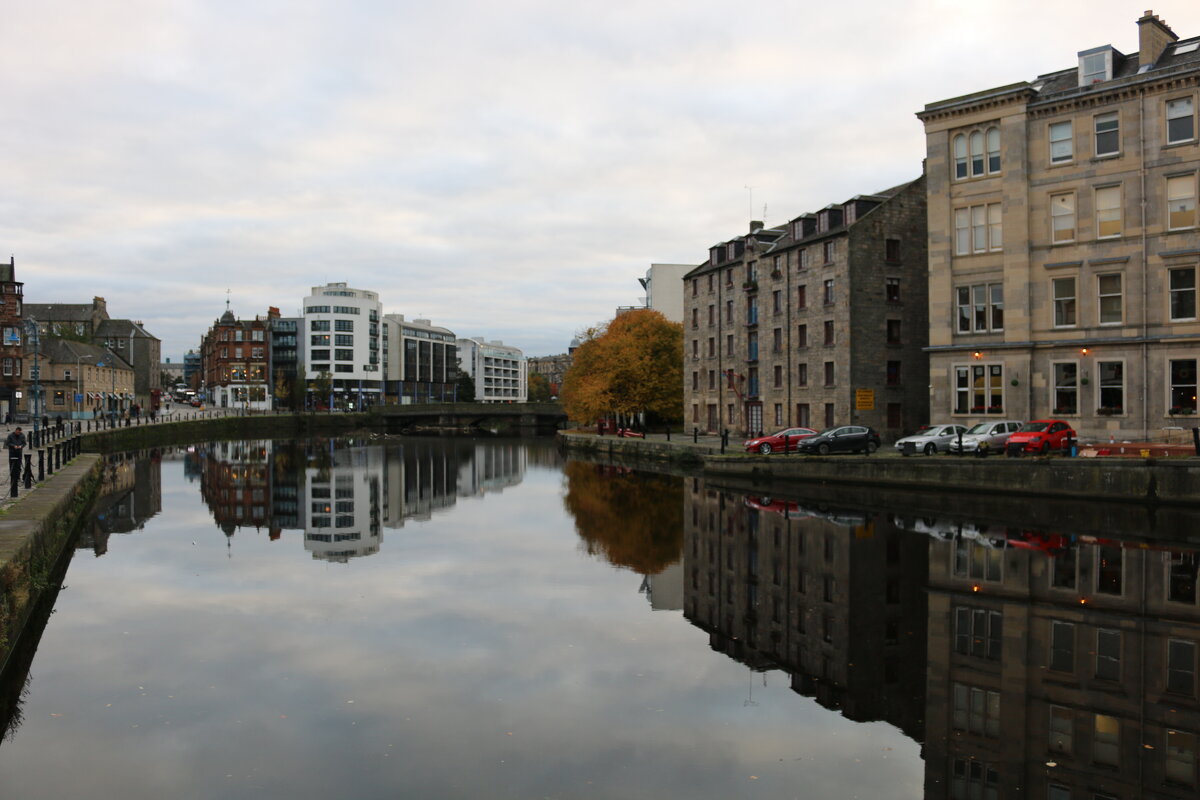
xmin=75 ymin=353 xmax=96 ymax=419
xmin=96 ymin=355 xmax=117 ymax=426
xmin=23 ymin=318 xmax=40 ymax=444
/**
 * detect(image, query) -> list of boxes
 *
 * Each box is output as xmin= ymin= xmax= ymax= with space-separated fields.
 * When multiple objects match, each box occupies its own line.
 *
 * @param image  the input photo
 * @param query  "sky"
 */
xmin=6 ymin=1 xmax=1200 ymax=360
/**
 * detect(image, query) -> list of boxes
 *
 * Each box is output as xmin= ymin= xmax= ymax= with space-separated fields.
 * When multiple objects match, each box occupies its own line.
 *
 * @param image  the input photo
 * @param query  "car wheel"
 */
xmin=1041 ymin=441 xmax=1050 ymax=454
xmin=818 ymin=443 xmax=831 ymax=456
xmin=759 ymin=443 xmax=773 ymax=455
xmin=866 ymin=441 xmax=878 ymax=455
xmin=924 ymin=442 xmax=936 ymax=456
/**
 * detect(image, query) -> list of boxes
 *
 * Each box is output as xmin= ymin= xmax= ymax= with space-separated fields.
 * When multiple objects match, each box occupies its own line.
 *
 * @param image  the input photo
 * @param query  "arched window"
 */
xmin=986 ymin=127 xmax=1000 ymax=173
xmin=970 ymin=131 xmax=985 ymax=176
xmin=954 ymin=134 xmax=968 ymax=180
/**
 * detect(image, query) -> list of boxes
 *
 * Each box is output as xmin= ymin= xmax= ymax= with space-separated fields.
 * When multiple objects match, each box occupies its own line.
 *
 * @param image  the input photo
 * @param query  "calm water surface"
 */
xmin=0 ymin=437 xmax=1197 ymax=799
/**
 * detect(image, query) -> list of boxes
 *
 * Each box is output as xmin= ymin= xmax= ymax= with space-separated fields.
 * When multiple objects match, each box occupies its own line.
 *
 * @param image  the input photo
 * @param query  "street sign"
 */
xmin=855 ymin=389 xmax=875 ymax=410
xmin=74 ymin=393 xmax=83 ymax=403
xmin=29 ymin=366 xmax=40 ymax=380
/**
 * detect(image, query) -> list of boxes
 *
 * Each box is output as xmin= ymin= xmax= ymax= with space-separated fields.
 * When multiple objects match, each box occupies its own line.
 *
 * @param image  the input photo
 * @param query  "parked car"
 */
xmin=948 ymin=420 xmax=1024 ymax=454
xmin=894 ymin=423 xmax=968 ymax=455
xmin=1005 ymin=419 xmax=1077 ymax=454
xmin=743 ymin=427 xmax=818 ymax=454
xmin=795 ymin=425 xmax=881 ymax=455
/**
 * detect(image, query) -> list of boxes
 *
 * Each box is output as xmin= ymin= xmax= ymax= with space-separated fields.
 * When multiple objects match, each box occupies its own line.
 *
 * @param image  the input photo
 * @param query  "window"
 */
xmin=957 ymin=284 xmax=1004 ymax=332
xmin=708 ymin=370 xmax=715 ymax=390
xmin=311 ymin=334 xmax=330 ymax=346
xmin=823 ymin=320 xmax=835 ymax=346
xmin=1168 ymin=174 xmax=1197 ymax=229
xmin=726 ymin=334 xmax=733 ymax=356
xmin=886 ymin=319 xmax=901 ymax=344
xmin=1169 ymin=551 xmax=1199 ymax=604
xmin=954 ymin=607 xmax=1002 ymax=659
xmin=1049 ymin=121 xmax=1073 ymax=163
xmin=824 ymin=361 xmax=834 ymax=386
xmin=1095 ymin=111 xmax=1119 ymax=156
xmin=886 ymin=360 xmax=900 ymax=386
xmin=1093 ymin=714 xmax=1119 ymax=766
xmin=953 ymin=538 xmax=1002 ymax=581
xmin=824 ymin=403 xmax=834 ymax=428
xmin=772 ymin=366 xmax=782 ymax=389
xmin=1097 ymin=361 xmax=1124 ymax=413
xmin=1170 ymin=359 xmax=1198 ymax=413
xmin=725 ymin=299 xmax=733 ymax=323
xmin=970 ymin=130 xmax=984 ymax=175
xmin=1053 ymin=277 xmax=1077 ymax=327
xmin=692 ymin=371 xmax=698 ymax=391
xmin=1096 ymin=629 xmax=1121 ymax=680
xmin=1051 ymin=193 xmax=1076 ymax=242
xmin=953 ymin=134 xmax=968 ymax=179
xmin=708 ymin=304 xmax=714 ymax=326
xmin=1097 ymin=546 xmax=1123 ymax=595
xmin=1080 ymin=51 xmax=1109 ymax=85
xmin=1170 ymin=267 xmax=1197 ymax=320
xmin=747 ymin=331 xmax=758 ymax=360
xmin=951 ymin=759 xmax=999 ymax=800
xmin=1098 ymin=274 xmax=1122 ymax=324
xmin=986 ymin=127 xmax=1000 ymax=173
xmin=797 ymin=284 xmax=807 ymax=309
xmin=1049 ymin=706 xmax=1073 ymax=754
xmin=691 ymin=308 xmax=698 ymax=329
xmin=772 ymin=328 xmax=782 ymax=353
xmin=798 ymin=248 xmax=809 ymax=269
xmin=707 ymin=337 xmax=715 ymax=357
xmin=1169 ymin=640 xmax=1197 ymax=695
xmin=885 ymin=277 xmax=900 ymax=302
xmin=53 ymin=390 xmax=64 ymax=406
xmin=823 ymin=279 xmax=834 ymax=305
xmin=797 ymin=402 xmax=809 ymax=427
xmin=797 ymin=362 xmax=808 ymax=386
xmin=823 ymin=240 xmax=836 ymax=263
xmin=334 ymin=319 xmax=354 ymax=332
xmin=335 ymin=349 xmax=354 ymax=361
xmin=797 ymin=324 xmax=807 ymax=347
xmin=954 ymin=204 xmax=1002 ymax=254
xmin=1095 ymin=185 xmax=1122 ymax=238
xmin=1050 ymin=620 xmax=1075 ymax=672
xmin=311 ymin=320 xmax=330 ymax=331
xmin=954 ymin=364 xmax=1004 ymax=414
xmin=772 ymin=290 xmax=781 ymax=315
xmin=1052 ymin=545 xmax=1077 ymax=589
xmin=1165 ymin=729 xmax=1196 ymax=786
xmin=1168 ymin=97 xmax=1195 ymax=144
xmin=952 ymin=683 xmax=1000 ymax=737
xmin=885 ymin=238 xmax=901 ymax=262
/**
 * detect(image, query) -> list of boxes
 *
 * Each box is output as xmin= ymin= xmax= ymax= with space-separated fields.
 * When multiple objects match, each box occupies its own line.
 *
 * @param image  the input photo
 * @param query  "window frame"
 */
xmin=1097 ymin=272 xmax=1123 ymax=325
xmin=1167 ymin=173 xmax=1197 ymax=231
xmin=1169 ymin=266 xmax=1197 ymax=321
xmin=1095 ymin=184 xmax=1122 ymax=239
xmin=1097 ymin=359 xmax=1125 ymax=414
xmin=1167 ymin=96 xmax=1196 ymax=145
xmin=1049 ymin=120 xmax=1074 ymax=164
xmin=1050 ymin=192 xmax=1076 ymax=243
xmin=1094 ymin=110 xmax=1120 ymax=157
xmin=1053 ymin=276 xmax=1077 ymax=328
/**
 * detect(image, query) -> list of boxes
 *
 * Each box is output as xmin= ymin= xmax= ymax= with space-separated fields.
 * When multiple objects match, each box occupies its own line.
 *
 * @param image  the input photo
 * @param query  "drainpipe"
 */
xmin=1139 ymin=90 xmax=1151 ymax=440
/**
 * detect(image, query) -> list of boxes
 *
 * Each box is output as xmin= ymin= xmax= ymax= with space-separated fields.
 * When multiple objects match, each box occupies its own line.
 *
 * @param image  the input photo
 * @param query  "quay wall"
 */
xmin=557 ymin=432 xmax=1200 ymax=505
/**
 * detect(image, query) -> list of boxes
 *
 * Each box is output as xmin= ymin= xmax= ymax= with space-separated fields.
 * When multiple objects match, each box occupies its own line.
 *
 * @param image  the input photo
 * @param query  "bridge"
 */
xmin=366 ymin=402 xmax=568 ymax=435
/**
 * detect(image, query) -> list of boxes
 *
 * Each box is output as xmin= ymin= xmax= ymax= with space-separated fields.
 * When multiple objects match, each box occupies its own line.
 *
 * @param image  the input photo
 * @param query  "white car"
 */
xmin=948 ymin=420 xmax=1024 ymax=453
xmin=894 ymin=424 xmax=968 ymax=455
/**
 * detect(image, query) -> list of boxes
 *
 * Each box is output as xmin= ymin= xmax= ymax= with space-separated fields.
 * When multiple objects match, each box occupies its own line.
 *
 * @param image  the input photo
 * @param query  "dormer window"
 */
xmin=844 ymin=203 xmax=857 ymax=225
xmin=817 ymin=211 xmax=829 ymax=232
xmin=1078 ymin=46 xmax=1114 ymax=87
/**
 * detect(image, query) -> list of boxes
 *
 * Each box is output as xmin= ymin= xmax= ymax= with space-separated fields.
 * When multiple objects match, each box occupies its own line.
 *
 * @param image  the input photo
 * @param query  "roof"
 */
xmin=36 ymin=338 xmax=132 ymax=369
xmin=24 ymin=303 xmax=96 ymax=323
xmin=95 ymin=319 xmax=159 ymax=340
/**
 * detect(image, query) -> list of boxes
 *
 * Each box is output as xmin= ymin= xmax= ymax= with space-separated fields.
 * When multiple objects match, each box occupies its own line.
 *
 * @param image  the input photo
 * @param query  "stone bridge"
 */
xmin=367 ymin=402 xmax=567 ymax=435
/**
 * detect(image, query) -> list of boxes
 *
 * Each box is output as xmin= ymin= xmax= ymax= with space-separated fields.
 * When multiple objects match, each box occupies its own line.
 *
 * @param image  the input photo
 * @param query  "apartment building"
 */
xmin=381 ymin=314 xmax=458 ymax=403
xmin=918 ymin=11 xmax=1200 ymax=439
xmin=301 ymin=282 xmax=383 ymax=409
xmin=199 ymin=304 xmax=272 ymax=411
xmin=456 ymin=337 xmax=527 ymax=403
xmin=0 ymin=257 xmax=24 ymax=420
xmin=682 ymin=177 xmax=928 ymax=438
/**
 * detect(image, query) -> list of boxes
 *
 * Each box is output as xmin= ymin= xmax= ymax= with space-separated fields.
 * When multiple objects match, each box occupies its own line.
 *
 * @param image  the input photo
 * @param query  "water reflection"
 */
xmin=678 ymin=478 xmax=1200 ymax=798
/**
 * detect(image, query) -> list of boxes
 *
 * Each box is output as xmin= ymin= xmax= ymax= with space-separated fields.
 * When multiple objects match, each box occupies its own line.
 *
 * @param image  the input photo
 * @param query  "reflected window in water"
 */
xmin=1050 ymin=620 xmax=1075 ymax=673
xmin=1095 ymin=628 xmax=1122 ymax=681
xmin=1097 ymin=546 xmax=1123 ymax=595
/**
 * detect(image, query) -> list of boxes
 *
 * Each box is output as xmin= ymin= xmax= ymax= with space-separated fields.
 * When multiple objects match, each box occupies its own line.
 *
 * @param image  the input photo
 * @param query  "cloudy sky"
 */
xmin=5 ymin=1 xmax=1200 ymax=359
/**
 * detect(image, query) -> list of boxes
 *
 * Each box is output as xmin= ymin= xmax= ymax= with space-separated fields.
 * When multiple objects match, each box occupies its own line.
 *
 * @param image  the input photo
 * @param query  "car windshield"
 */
xmin=965 ymin=423 xmax=991 ymax=434
xmin=1019 ymin=422 xmax=1050 ymax=432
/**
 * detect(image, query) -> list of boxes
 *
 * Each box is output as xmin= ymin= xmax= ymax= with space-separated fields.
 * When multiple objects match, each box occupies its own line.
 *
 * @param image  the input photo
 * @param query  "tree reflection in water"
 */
xmin=562 ymin=461 xmax=682 ymax=574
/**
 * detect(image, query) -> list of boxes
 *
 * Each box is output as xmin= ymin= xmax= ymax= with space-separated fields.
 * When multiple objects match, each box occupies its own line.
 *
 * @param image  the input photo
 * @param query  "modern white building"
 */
xmin=640 ymin=263 xmax=690 ymax=323
xmin=302 ymin=445 xmax=383 ymax=562
xmin=382 ymin=314 xmax=458 ymax=403
xmin=456 ymin=337 xmax=528 ymax=403
xmin=301 ymin=283 xmax=383 ymax=409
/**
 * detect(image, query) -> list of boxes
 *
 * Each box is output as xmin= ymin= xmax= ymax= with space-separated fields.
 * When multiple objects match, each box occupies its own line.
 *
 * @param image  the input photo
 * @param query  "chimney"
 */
xmin=1138 ymin=10 xmax=1178 ymax=68
xmin=749 ymin=220 xmax=763 ymax=233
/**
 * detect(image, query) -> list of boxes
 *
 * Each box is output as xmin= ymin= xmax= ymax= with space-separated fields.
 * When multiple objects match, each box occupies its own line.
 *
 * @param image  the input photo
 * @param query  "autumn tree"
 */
xmin=560 ymin=309 xmax=682 ymax=425
xmin=528 ymin=373 xmax=552 ymax=402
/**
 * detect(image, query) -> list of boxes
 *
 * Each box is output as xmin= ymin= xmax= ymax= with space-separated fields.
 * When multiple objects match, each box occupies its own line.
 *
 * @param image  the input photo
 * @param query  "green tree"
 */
xmin=291 ymin=366 xmax=307 ymax=411
xmin=560 ymin=309 xmax=683 ymax=425
xmin=312 ymin=370 xmax=333 ymax=410
xmin=456 ymin=370 xmax=476 ymax=402
xmin=528 ymin=372 xmax=552 ymax=402
xmin=273 ymin=368 xmax=291 ymax=410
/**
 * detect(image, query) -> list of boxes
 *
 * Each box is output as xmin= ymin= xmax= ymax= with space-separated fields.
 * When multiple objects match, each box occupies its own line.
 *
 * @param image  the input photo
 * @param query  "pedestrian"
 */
xmin=3 ymin=411 xmax=9 ymax=424
xmin=41 ymin=415 xmax=49 ymax=431
xmin=6 ymin=426 xmax=25 ymax=480
xmin=55 ymin=415 xmax=63 ymax=434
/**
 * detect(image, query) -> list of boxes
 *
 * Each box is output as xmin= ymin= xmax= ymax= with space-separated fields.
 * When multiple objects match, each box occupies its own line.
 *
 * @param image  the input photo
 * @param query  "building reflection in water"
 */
xmin=184 ymin=437 xmax=527 ymax=562
xmin=76 ymin=450 xmax=163 ymax=556
xmin=679 ymin=478 xmax=1200 ymax=798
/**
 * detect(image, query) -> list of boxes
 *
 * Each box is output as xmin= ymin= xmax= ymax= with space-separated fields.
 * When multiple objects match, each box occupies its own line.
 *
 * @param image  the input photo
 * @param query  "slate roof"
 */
xmin=24 ymin=303 xmax=97 ymax=322
xmin=37 ymin=338 xmax=132 ymax=370
xmin=95 ymin=319 xmax=158 ymax=341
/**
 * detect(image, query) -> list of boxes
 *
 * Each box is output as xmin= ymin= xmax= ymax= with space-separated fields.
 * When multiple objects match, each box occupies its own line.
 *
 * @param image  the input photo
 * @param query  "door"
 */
xmin=746 ymin=403 xmax=763 ymax=436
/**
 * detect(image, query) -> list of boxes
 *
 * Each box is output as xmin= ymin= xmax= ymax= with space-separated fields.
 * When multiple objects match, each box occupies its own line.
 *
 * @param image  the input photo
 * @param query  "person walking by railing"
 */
xmin=6 ymin=426 xmax=26 ymax=485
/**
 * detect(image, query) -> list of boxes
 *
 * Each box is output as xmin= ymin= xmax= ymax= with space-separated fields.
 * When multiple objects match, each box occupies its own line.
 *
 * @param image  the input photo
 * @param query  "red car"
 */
xmin=1005 ymin=419 xmax=1076 ymax=454
xmin=743 ymin=427 xmax=818 ymax=454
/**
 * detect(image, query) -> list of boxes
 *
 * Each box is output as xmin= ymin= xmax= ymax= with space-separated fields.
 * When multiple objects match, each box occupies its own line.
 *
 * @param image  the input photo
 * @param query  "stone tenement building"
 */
xmin=199 ymin=304 xmax=272 ymax=411
xmin=918 ymin=11 xmax=1200 ymax=440
xmin=682 ymin=177 xmax=928 ymax=438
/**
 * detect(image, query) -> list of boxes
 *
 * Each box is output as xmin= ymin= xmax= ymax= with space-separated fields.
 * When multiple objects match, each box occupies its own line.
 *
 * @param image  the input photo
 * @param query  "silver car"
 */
xmin=894 ymin=424 xmax=968 ymax=455
xmin=948 ymin=420 xmax=1024 ymax=453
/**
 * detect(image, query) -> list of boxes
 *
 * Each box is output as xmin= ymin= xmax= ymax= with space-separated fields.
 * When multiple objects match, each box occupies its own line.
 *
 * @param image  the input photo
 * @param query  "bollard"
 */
xmin=1193 ymin=426 xmax=1199 ymax=457
xmin=8 ymin=459 xmax=17 ymax=497
xmin=665 ymin=426 xmax=670 ymax=442
xmin=23 ymin=454 xmax=31 ymax=489
xmin=37 ymin=450 xmax=44 ymax=481
xmin=44 ymin=448 xmax=52 ymax=476
xmin=693 ymin=427 xmax=698 ymax=443
xmin=782 ymin=434 xmax=789 ymax=454
xmin=956 ymin=429 xmax=963 ymax=456
xmin=54 ymin=444 xmax=61 ymax=471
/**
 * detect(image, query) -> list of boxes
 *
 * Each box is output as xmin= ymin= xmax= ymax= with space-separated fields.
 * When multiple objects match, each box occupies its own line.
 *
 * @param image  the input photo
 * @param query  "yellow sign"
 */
xmin=855 ymin=389 xmax=875 ymax=410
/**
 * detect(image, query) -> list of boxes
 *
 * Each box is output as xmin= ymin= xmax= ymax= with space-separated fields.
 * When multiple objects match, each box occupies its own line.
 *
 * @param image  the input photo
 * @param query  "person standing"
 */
xmin=6 ymin=426 xmax=26 ymax=481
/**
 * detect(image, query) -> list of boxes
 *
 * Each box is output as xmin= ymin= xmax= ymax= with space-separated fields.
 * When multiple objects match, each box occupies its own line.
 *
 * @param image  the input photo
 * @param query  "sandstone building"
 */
xmin=918 ymin=11 xmax=1200 ymax=439
xmin=682 ymin=178 xmax=928 ymax=438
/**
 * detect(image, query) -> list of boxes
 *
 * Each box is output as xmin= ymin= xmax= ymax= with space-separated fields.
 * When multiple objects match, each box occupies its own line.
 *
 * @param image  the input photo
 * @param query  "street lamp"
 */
xmin=22 ymin=318 xmax=40 ymax=444
xmin=75 ymin=353 xmax=96 ymax=420
xmin=96 ymin=355 xmax=117 ymax=426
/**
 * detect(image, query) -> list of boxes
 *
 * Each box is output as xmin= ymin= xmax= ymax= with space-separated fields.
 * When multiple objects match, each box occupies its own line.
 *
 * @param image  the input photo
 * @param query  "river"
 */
xmin=0 ymin=436 xmax=1196 ymax=798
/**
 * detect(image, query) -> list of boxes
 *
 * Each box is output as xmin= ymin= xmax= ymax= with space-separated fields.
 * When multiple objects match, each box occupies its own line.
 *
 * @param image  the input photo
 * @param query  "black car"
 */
xmin=795 ymin=425 xmax=881 ymax=455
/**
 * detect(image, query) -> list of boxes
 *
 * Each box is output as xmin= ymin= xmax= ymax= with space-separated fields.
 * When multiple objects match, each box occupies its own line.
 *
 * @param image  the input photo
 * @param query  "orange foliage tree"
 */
xmin=560 ymin=309 xmax=683 ymax=425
